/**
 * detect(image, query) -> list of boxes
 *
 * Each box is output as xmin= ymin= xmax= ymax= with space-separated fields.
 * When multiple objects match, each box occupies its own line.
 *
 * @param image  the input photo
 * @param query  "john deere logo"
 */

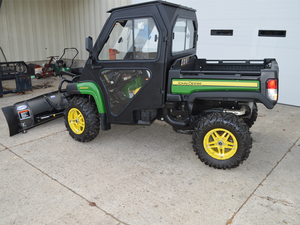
xmin=80 ymin=87 xmax=89 ymax=89
xmin=173 ymin=80 xmax=258 ymax=88
xmin=173 ymin=81 xmax=202 ymax=86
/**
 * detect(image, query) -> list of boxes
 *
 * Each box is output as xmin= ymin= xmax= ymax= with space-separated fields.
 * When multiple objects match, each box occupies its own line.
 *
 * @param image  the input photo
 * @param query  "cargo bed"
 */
xmin=167 ymin=55 xmax=279 ymax=109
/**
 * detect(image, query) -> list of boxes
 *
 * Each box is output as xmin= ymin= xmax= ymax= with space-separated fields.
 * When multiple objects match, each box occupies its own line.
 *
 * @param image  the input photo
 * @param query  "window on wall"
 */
xmin=98 ymin=17 xmax=159 ymax=60
xmin=172 ymin=18 xmax=196 ymax=53
xmin=211 ymin=30 xmax=233 ymax=36
xmin=258 ymin=30 xmax=286 ymax=37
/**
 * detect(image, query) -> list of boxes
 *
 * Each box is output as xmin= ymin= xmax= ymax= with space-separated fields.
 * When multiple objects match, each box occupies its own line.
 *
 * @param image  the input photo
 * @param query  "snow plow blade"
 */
xmin=2 ymin=91 xmax=68 ymax=136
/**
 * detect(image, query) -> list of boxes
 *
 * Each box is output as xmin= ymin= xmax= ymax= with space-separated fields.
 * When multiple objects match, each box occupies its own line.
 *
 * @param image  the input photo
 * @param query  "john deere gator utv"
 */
xmin=3 ymin=1 xmax=279 ymax=169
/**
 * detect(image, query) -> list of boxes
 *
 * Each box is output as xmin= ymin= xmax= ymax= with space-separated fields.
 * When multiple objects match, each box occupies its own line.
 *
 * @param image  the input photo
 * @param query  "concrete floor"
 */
xmin=0 ymin=77 xmax=299 ymax=225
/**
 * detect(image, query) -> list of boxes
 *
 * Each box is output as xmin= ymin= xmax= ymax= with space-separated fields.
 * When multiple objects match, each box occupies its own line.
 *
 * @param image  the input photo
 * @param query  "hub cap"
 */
xmin=68 ymin=108 xmax=85 ymax=134
xmin=203 ymin=128 xmax=238 ymax=160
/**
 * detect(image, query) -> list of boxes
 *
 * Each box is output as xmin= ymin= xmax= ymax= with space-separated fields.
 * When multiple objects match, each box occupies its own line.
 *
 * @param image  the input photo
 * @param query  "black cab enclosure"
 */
xmin=67 ymin=1 xmax=199 ymax=124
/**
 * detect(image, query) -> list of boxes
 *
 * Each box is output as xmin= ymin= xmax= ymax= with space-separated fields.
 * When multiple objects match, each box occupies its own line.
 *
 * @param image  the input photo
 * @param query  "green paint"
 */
xmin=122 ymin=76 xmax=143 ymax=98
xmin=77 ymin=82 xmax=106 ymax=113
xmin=171 ymin=79 xmax=260 ymax=94
xmin=51 ymin=64 xmax=71 ymax=73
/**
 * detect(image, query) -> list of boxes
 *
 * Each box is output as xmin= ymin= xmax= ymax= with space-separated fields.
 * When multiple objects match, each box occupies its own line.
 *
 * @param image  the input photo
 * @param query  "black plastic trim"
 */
xmin=107 ymin=1 xmax=196 ymax=13
xmin=187 ymin=91 xmax=276 ymax=109
xmin=66 ymin=83 xmax=81 ymax=95
xmin=100 ymin=113 xmax=111 ymax=130
xmin=167 ymin=94 xmax=182 ymax=101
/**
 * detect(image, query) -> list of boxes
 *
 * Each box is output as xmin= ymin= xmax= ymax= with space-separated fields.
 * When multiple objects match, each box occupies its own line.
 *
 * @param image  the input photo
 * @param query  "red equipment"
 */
xmin=34 ymin=56 xmax=58 ymax=79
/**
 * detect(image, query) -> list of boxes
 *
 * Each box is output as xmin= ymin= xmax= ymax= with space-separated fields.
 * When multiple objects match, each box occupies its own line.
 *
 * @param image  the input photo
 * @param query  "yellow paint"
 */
xmin=68 ymin=108 xmax=85 ymax=135
xmin=172 ymin=80 xmax=258 ymax=88
xmin=134 ymin=87 xmax=142 ymax=95
xmin=203 ymin=128 xmax=238 ymax=160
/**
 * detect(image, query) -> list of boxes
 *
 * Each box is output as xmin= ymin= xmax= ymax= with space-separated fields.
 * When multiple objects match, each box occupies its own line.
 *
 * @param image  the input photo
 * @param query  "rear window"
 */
xmin=172 ymin=18 xmax=196 ymax=53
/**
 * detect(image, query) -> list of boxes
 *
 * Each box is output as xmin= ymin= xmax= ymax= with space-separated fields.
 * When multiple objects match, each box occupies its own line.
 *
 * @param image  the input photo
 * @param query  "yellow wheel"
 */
xmin=193 ymin=112 xmax=252 ymax=169
xmin=203 ymin=128 xmax=238 ymax=160
xmin=68 ymin=108 xmax=85 ymax=134
xmin=64 ymin=97 xmax=100 ymax=142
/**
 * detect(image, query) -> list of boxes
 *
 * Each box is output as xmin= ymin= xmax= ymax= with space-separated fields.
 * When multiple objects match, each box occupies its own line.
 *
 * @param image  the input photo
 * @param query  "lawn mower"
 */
xmin=34 ymin=56 xmax=58 ymax=79
xmin=34 ymin=48 xmax=79 ymax=79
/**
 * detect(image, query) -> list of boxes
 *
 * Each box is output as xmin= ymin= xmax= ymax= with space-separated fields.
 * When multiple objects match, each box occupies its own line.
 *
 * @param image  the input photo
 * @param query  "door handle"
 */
xmin=92 ymin=65 xmax=103 ymax=69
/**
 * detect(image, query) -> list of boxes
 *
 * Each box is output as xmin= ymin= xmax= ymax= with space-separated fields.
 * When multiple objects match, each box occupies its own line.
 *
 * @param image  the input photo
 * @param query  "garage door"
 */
xmin=133 ymin=0 xmax=300 ymax=107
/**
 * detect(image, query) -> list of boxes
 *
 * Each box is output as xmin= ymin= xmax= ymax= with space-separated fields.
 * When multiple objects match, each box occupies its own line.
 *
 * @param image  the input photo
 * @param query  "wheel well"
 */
xmin=67 ymin=94 xmax=104 ymax=114
xmin=191 ymin=99 xmax=254 ymax=116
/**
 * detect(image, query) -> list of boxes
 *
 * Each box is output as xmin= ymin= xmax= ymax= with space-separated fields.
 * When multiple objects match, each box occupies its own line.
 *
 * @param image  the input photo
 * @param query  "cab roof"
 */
xmin=107 ymin=1 xmax=196 ymax=13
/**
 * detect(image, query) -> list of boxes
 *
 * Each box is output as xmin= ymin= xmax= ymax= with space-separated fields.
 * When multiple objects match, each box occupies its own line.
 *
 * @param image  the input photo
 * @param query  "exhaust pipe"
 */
xmin=163 ymin=109 xmax=190 ymax=128
xmin=223 ymin=105 xmax=247 ymax=116
xmin=223 ymin=103 xmax=254 ymax=117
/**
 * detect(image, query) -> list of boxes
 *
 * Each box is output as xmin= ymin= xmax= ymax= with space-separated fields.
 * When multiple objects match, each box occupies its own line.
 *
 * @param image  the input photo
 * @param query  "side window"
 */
xmin=134 ymin=18 xmax=159 ymax=59
xmin=172 ymin=18 xmax=195 ymax=53
xmin=98 ymin=18 xmax=159 ymax=60
xmin=99 ymin=20 xmax=133 ymax=60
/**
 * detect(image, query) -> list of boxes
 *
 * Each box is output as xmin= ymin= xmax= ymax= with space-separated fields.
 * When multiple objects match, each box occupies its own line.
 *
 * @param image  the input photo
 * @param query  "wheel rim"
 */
xmin=68 ymin=108 xmax=85 ymax=134
xmin=203 ymin=128 xmax=238 ymax=160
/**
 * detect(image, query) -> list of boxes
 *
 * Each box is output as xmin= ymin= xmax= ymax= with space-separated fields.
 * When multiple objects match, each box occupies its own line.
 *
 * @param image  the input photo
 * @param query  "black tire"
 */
xmin=243 ymin=103 xmax=258 ymax=128
xmin=35 ymin=73 xmax=42 ymax=79
xmin=64 ymin=96 xmax=100 ymax=142
xmin=192 ymin=112 xmax=252 ymax=169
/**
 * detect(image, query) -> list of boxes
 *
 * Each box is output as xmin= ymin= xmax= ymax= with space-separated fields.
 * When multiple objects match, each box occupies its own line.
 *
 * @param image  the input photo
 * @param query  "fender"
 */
xmin=66 ymin=82 xmax=106 ymax=113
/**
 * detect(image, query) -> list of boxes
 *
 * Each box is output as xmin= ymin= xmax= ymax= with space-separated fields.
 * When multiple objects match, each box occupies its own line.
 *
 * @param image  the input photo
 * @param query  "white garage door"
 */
xmin=132 ymin=0 xmax=300 ymax=107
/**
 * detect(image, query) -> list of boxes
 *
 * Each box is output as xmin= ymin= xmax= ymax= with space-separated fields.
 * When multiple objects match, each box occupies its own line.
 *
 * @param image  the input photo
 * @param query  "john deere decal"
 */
xmin=172 ymin=80 xmax=258 ymax=88
xmin=171 ymin=79 xmax=260 ymax=94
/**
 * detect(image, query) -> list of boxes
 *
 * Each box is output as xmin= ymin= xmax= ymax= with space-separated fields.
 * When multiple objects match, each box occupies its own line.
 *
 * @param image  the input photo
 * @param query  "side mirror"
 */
xmin=86 ymin=36 xmax=93 ymax=53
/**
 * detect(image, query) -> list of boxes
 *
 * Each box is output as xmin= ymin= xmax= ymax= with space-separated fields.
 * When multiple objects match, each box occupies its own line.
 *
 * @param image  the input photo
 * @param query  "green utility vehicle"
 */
xmin=45 ymin=1 xmax=282 ymax=169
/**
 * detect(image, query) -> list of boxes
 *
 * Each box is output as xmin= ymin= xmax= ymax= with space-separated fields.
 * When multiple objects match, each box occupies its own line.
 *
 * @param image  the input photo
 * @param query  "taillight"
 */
xmin=266 ymin=79 xmax=278 ymax=101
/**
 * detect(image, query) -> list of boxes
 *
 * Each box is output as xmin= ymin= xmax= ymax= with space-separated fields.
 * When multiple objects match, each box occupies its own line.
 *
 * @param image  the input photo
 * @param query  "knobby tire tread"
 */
xmin=64 ymin=96 xmax=100 ymax=142
xmin=243 ymin=103 xmax=258 ymax=128
xmin=192 ymin=112 xmax=252 ymax=169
